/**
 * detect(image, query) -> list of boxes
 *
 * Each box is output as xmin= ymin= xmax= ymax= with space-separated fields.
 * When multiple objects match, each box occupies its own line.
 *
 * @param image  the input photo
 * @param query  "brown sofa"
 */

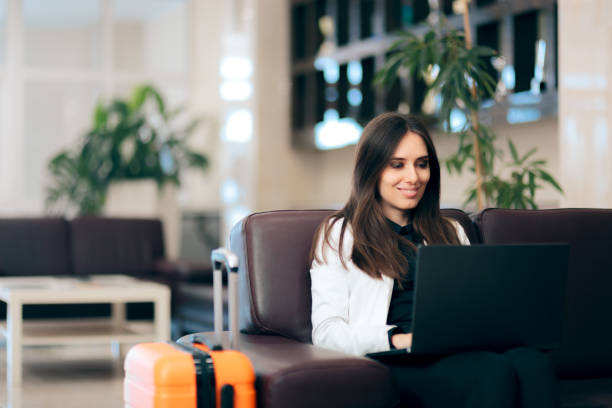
xmin=183 ymin=208 xmax=612 ymax=408
xmin=0 ymin=216 xmax=212 ymax=335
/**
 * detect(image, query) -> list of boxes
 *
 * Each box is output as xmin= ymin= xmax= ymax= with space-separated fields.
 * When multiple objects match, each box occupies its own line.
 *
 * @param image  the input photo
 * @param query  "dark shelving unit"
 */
xmin=513 ymin=10 xmax=539 ymax=93
xmin=476 ymin=20 xmax=500 ymax=84
xmin=290 ymin=0 xmax=558 ymax=149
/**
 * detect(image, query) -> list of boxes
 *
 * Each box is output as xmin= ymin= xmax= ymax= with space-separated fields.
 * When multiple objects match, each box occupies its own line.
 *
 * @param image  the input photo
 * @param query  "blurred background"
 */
xmin=0 ymin=0 xmax=610 ymax=259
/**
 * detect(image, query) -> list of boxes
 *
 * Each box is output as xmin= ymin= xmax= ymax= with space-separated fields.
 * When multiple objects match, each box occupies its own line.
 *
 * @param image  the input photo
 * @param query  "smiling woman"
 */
xmin=308 ymin=111 xmax=559 ymax=408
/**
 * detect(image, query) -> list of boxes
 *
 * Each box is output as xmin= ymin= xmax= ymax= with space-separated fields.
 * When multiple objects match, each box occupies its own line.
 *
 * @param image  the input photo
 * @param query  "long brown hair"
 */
xmin=310 ymin=112 xmax=461 ymax=281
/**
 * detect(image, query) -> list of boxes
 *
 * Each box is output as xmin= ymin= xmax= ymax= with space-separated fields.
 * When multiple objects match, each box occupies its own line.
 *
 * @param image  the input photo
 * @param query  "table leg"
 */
xmin=7 ymin=299 xmax=23 ymax=387
xmin=110 ymin=341 xmax=122 ymax=360
xmin=111 ymin=302 xmax=126 ymax=329
xmin=110 ymin=303 xmax=126 ymax=359
xmin=154 ymin=290 xmax=171 ymax=342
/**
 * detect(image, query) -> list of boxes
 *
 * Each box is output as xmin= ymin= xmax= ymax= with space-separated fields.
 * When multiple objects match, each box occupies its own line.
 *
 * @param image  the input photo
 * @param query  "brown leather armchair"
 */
xmin=182 ymin=209 xmax=478 ymax=408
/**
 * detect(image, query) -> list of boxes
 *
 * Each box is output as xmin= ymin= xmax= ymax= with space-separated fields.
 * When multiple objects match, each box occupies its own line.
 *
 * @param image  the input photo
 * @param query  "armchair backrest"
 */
xmin=231 ymin=210 xmax=332 ymax=343
xmin=230 ymin=208 xmax=476 ymax=344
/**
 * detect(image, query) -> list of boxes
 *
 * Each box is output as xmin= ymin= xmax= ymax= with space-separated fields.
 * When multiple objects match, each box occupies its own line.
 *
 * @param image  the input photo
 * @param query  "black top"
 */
xmin=386 ymin=219 xmax=423 ymax=337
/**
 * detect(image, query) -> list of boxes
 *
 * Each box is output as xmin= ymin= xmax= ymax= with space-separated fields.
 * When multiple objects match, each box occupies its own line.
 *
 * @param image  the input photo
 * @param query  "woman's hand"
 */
xmin=391 ymin=333 xmax=413 ymax=349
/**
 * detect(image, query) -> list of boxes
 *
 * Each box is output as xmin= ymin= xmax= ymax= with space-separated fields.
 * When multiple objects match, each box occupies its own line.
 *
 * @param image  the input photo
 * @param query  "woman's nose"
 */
xmin=402 ymin=165 xmax=418 ymax=182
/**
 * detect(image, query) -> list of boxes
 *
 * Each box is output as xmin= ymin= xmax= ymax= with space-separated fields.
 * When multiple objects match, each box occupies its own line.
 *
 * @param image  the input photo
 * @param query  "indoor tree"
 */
xmin=375 ymin=0 xmax=562 ymax=210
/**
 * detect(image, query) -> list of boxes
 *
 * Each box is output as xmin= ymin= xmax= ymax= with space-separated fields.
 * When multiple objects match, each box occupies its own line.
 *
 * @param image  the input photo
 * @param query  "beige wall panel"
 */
xmin=559 ymin=0 xmax=612 ymax=207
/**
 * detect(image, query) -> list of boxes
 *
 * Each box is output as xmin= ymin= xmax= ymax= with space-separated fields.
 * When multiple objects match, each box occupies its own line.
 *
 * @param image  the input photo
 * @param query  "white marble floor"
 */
xmin=4 ymin=341 xmax=612 ymax=408
xmin=0 ymin=341 xmax=128 ymax=408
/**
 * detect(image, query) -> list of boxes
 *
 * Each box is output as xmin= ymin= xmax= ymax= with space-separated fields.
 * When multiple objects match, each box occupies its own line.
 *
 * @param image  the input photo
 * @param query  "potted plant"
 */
xmin=46 ymin=85 xmax=209 ymax=259
xmin=46 ymin=84 xmax=209 ymax=215
xmin=375 ymin=2 xmax=562 ymax=210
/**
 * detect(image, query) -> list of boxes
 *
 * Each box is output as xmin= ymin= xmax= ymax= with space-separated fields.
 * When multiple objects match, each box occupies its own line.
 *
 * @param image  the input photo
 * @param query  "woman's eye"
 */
xmin=390 ymin=161 xmax=403 ymax=169
xmin=417 ymin=161 xmax=429 ymax=169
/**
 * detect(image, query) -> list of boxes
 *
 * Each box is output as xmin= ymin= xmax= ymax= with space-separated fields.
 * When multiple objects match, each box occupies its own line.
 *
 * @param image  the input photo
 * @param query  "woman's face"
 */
xmin=377 ymin=131 xmax=430 ymax=225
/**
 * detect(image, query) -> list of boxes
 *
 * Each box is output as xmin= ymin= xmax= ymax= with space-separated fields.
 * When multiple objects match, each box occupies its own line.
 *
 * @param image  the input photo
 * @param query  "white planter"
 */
xmin=104 ymin=179 xmax=181 ymax=260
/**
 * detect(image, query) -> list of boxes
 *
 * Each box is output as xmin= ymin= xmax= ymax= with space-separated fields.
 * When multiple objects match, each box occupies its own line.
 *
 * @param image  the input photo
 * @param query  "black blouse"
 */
xmin=386 ymin=219 xmax=423 ymax=337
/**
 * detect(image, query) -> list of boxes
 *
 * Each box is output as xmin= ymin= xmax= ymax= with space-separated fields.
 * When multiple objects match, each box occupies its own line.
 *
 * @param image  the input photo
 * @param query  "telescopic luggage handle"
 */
xmin=211 ymin=248 xmax=240 ymax=350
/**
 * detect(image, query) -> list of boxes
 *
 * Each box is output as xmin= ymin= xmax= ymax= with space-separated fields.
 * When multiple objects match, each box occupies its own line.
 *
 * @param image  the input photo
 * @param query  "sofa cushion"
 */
xmin=472 ymin=208 xmax=612 ymax=378
xmin=0 ymin=217 xmax=71 ymax=276
xmin=70 ymin=217 xmax=165 ymax=276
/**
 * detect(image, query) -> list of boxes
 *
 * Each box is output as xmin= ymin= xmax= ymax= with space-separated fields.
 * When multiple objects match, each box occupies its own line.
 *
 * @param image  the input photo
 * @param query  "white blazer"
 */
xmin=310 ymin=218 xmax=470 ymax=356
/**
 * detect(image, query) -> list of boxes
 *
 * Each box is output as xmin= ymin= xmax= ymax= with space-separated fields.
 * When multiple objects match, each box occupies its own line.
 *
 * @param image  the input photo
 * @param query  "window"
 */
xmin=0 ymin=0 xmax=192 ymax=214
xmin=24 ymin=0 xmax=103 ymax=69
xmin=112 ymin=0 xmax=188 ymax=76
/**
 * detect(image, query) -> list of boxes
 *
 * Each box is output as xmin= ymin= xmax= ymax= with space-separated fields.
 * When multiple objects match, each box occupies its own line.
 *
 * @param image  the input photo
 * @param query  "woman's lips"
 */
xmin=398 ymin=187 xmax=419 ymax=198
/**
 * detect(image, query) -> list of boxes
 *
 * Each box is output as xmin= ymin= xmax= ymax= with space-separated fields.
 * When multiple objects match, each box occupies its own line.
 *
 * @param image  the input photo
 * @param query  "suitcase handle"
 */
xmin=211 ymin=248 xmax=240 ymax=350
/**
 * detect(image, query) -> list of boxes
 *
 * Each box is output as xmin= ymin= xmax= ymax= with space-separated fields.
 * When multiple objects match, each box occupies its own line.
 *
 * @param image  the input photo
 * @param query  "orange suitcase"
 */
xmin=124 ymin=249 xmax=256 ymax=408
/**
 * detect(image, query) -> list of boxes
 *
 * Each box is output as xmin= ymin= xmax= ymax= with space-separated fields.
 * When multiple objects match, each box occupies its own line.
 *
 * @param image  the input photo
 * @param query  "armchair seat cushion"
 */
xmin=181 ymin=333 xmax=398 ymax=408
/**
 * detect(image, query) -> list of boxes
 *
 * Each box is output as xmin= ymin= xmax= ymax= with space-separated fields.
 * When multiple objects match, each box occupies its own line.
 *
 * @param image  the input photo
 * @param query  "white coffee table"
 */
xmin=0 ymin=274 xmax=171 ymax=386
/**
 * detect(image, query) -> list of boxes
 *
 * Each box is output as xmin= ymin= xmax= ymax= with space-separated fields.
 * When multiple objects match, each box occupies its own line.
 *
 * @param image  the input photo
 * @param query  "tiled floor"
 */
xmin=4 ymin=340 xmax=612 ymax=408
xmin=0 ymin=341 xmax=126 ymax=408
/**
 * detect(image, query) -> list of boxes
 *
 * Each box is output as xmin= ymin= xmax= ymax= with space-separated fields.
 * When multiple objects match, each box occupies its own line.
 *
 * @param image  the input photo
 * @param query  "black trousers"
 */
xmin=385 ymin=348 xmax=559 ymax=408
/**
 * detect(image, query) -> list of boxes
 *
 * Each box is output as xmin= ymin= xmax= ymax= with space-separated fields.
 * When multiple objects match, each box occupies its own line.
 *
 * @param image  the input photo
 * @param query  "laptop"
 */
xmin=367 ymin=244 xmax=569 ymax=360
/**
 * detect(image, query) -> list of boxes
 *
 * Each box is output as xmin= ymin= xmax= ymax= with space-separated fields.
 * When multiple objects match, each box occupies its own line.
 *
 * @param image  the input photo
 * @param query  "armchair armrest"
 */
xmin=179 ymin=332 xmax=398 ymax=408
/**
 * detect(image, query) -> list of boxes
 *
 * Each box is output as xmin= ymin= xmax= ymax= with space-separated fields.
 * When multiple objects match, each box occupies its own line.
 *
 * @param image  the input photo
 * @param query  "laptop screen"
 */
xmin=407 ymin=244 xmax=568 ymax=355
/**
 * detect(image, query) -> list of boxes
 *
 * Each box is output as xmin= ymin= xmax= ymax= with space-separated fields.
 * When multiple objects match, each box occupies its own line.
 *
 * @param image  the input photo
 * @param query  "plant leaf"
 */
xmin=508 ymin=140 xmax=519 ymax=163
xmin=538 ymin=170 xmax=564 ymax=192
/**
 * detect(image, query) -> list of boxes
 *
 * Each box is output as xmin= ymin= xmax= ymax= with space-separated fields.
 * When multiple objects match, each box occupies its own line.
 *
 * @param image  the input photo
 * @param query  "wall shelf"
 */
xmin=290 ymin=0 xmax=558 ymax=149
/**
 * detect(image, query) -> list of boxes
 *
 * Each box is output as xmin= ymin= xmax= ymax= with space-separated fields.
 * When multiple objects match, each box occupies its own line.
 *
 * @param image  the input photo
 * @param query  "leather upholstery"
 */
xmin=231 ymin=208 xmax=477 ymax=343
xmin=217 ymin=209 xmax=475 ymax=408
xmin=189 ymin=207 xmax=612 ymax=406
xmin=473 ymin=208 xmax=612 ymax=378
xmin=441 ymin=208 xmax=479 ymax=244
xmin=230 ymin=210 xmax=333 ymax=342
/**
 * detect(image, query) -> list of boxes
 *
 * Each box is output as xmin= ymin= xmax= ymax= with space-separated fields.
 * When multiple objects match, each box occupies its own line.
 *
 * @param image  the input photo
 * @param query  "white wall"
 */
xmin=436 ymin=116 xmax=560 ymax=210
xmin=181 ymin=0 xmax=223 ymax=212
xmin=558 ymin=0 xmax=612 ymax=207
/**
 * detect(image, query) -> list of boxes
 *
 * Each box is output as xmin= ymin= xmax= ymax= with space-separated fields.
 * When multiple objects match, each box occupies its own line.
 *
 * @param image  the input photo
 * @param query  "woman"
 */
xmin=309 ymin=112 xmax=558 ymax=408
